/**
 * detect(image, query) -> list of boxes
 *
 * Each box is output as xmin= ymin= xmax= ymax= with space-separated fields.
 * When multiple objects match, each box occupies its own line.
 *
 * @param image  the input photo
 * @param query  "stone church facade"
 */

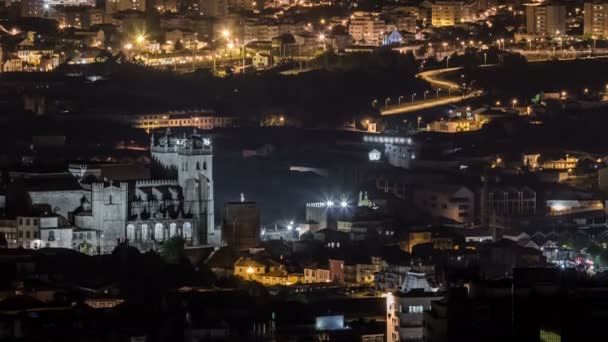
xmin=27 ymin=129 xmax=214 ymax=253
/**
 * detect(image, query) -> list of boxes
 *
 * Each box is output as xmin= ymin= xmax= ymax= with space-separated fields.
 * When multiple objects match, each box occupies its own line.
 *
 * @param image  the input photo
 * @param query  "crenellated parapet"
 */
xmin=135 ymin=179 xmax=179 ymax=188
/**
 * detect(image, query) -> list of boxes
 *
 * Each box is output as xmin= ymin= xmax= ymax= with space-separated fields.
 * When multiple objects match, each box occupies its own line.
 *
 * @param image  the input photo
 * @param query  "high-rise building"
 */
xmin=431 ymin=1 xmax=476 ymax=27
xmin=227 ymin=0 xmax=254 ymax=11
xmin=584 ymin=2 xmax=608 ymax=38
xmin=222 ymin=201 xmax=260 ymax=251
xmin=106 ymin=0 xmax=146 ymax=13
xmin=349 ymin=12 xmax=387 ymax=46
xmin=20 ymin=0 xmax=48 ymax=18
xmin=525 ymin=2 xmax=566 ymax=37
xmin=199 ymin=0 xmax=228 ymax=18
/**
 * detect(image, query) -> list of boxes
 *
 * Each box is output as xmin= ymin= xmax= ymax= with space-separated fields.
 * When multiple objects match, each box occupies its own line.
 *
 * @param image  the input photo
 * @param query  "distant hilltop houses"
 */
xmin=0 ymin=0 xmax=604 ymax=74
xmin=0 ymin=0 xmax=509 ymax=74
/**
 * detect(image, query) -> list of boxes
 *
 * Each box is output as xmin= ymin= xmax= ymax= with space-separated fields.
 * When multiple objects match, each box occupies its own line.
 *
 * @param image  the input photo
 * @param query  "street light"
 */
xmin=446 ymin=55 xmax=450 ymax=68
xmin=424 ymin=90 xmax=429 ymax=100
xmin=372 ymin=99 xmax=378 ymax=108
xmin=512 ymin=99 xmax=518 ymax=108
xmin=385 ymin=97 xmax=391 ymax=109
xmin=222 ymin=30 xmax=230 ymax=38
xmin=436 ymin=88 xmax=440 ymax=97
xmin=411 ymin=93 xmax=416 ymax=103
xmin=417 ymin=116 xmax=422 ymax=130
xmin=398 ymin=95 xmax=404 ymax=105
xmin=318 ymin=33 xmax=326 ymax=51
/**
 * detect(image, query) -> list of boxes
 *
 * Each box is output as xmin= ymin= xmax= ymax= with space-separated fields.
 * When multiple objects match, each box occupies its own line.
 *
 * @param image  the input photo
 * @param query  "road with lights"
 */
xmin=380 ymin=66 xmax=476 ymax=116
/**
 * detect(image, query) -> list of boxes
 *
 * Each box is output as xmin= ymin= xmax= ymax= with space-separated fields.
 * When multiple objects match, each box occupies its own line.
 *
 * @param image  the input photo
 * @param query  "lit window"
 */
xmin=408 ymin=305 xmax=424 ymax=313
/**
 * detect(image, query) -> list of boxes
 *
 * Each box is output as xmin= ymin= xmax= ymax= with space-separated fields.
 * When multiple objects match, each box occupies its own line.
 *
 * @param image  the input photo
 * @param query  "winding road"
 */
xmin=380 ymin=66 xmax=475 ymax=116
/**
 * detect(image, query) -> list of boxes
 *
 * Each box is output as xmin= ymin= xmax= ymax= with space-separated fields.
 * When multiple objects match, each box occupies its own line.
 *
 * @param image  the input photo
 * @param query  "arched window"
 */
xmin=183 ymin=222 xmax=192 ymax=240
xmin=127 ymin=224 xmax=135 ymax=241
xmin=203 ymin=161 xmax=207 ymax=170
xmin=196 ymin=162 xmax=201 ymax=170
xmin=135 ymin=226 xmax=142 ymax=241
xmin=154 ymin=223 xmax=164 ymax=241
xmin=141 ymin=224 xmax=149 ymax=241
xmin=170 ymin=222 xmax=177 ymax=237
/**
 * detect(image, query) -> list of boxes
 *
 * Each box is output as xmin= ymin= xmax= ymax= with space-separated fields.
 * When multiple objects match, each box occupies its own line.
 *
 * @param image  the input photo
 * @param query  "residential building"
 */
xmin=17 ymin=216 xmax=41 ymax=249
xmin=540 ymin=155 xmax=578 ymax=170
xmin=426 ymin=118 xmax=481 ymax=133
xmin=525 ymin=2 xmax=566 ymax=37
xmin=3 ymin=54 xmax=24 ymax=72
xmin=199 ymin=0 xmax=228 ymax=18
xmin=403 ymin=230 xmax=455 ymax=253
xmin=243 ymin=22 xmax=279 ymax=43
xmin=349 ymin=12 xmax=387 ymax=46
xmin=431 ymin=1 xmax=476 ymax=27
xmin=47 ymin=0 xmax=94 ymax=6
xmin=16 ymin=47 xmax=54 ymax=67
xmin=584 ymin=2 xmax=608 ymax=38
xmin=227 ymin=0 xmax=254 ymax=11
xmin=386 ymin=273 xmax=442 ymax=342
xmin=303 ymin=266 xmax=331 ymax=283
xmin=20 ymin=0 xmax=47 ymax=17
xmin=413 ymin=185 xmax=475 ymax=224
xmin=106 ymin=0 xmax=146 ymax=13
xmin=233 ymin=256 xmax=299 ymax=286
xmin=39 ymin=214 xmax=73 ymax=249
xmin=344 ymin=257 xmax=383 ymax=285
xmin=131 ymin=112 xmax=234 ymax=131
xmin=252 ymin=53 xmax=273 ymax=69
xmin=111 ymin=11 xmax=147 ymax=34
xmin=0 ymin=219 xmax=17 ymax=248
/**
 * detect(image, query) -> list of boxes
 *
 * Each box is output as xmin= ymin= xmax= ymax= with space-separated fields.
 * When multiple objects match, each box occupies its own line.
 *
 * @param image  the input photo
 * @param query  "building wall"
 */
xmin=0 ymin=219 xmax=18 ymax=248
xmin=431 ymin=1 xmax=474 ymax=27
xmin=387 ymin=293 xmax=443 ymax=342
xmin=526 ymin=4 xmax=565 ymax=37
xmin=584 ymin=2 xmax=608 ymax=38
xmin=199 ymin=0 xmax=228 ymax=18
xmin=17 ymin=216 xmax=41 ymax=249
xmin=349 ymin=13 xmax=386 ymax=45
xmin=413 ymin=187 xmax=475 ymax=224
xmin=40 ymin=228 xmax=73 ymax=248
xmin=222 ymin=202 xmax=260 ymax=250
xmin=29 ymin=189 xmax=87 ymax=223
xmin=106 ymin=0 xmax=145 ymax=13
xmin=92 ymin=182 xmax=128 ymax=253
xmin=303 ymin=268 xmax=331 ymax=283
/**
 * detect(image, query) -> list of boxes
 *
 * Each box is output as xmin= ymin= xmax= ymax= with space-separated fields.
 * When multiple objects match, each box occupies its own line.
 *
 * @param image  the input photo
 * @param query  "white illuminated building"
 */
xmin=363 ymin=135 xmax=417 ymax=169
xmin=47 ymin=0 xmax=94 ymax=6
xmin=368 ymin=149 xmax=381 ymax=161
xmin=386 ymin=273 xmax=442 ymax=342
xmin=21 ymin=129 xmax=215 ymax=254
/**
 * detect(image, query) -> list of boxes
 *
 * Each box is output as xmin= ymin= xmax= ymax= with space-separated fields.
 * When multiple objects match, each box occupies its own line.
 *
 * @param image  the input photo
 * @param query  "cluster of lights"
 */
xmin=307 ymin=199 xmax=349 ymax=209
xmin=363 ymin=136 xmax=411 ymax=144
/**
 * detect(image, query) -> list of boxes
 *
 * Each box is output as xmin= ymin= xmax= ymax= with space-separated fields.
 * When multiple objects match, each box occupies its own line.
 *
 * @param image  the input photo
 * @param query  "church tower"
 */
xmin=150 ymin=129 xmax=214 ymax=245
